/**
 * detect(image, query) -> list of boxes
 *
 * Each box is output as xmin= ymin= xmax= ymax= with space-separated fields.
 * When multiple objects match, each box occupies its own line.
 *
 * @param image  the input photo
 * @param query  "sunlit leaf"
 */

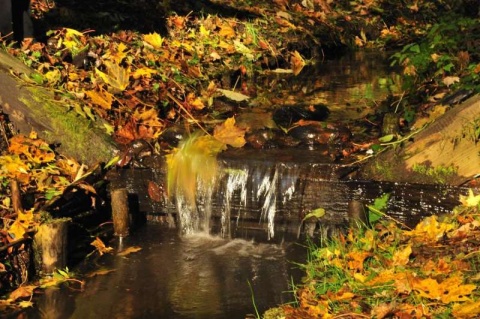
xmin=459 ymin=189 xmax=480 ymax=207
xmin=405 ymin=215 xmax=455 ymax=242
xmin=144 ymin=32 xmax=164 ymax=49
xmin=233 ymin=40 xmax=254 ymax=60
xmin=213 ymin=117 xmax=246 ymax=148
xmin=18 ymin=300 xmax=34 ymax=308
xmin=85 ymin=88 xmax=114 ymax=110
xmin=132 ymin=67 xmax=158 ymax=79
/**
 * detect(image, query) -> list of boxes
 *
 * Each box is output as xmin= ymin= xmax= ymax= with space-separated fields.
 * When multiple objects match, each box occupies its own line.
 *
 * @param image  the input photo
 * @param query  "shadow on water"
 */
xmin=19 ymin=224 xmax=306 ymax=319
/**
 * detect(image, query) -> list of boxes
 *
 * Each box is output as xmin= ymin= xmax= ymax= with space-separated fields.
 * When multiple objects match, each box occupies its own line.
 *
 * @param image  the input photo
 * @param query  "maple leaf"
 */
xmin=132 ymin=67 xmax=158 ymax=79
xmin=412 ymin=275 xmax=475 ymax=303
xmin=213 ymin=117 xmax=246 ymax=148
xmin=346 ymin=250 xmax=372 ymax=272
xmin=404 ymin=215 xmax=454 ymax=242
xmin=453 ymin=300 xmax=480 ymax=318
xmin=95 ymin=61 xmax=130 ymax=92
xmin=459 ymin=189 xmax=480 ymax=207
xmin=8 ymin=210 xmax=35 ymax=240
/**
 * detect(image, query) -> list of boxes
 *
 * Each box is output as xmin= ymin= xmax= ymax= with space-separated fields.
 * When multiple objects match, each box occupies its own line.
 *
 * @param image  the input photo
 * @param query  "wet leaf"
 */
xmin=217 ymin=89 xmax=250 ymax=102
xmin=148 ymin=180 xmax=164 ymax=203
xmin=117 ymin=246 xmax=142 ymax=256
xmin=412 ymin=275 xmax=475 ymax=303
xmin=213 ymin=117 xmax=246 ymax=148
xmin=405 ymin=215 xmax=455 ymax=242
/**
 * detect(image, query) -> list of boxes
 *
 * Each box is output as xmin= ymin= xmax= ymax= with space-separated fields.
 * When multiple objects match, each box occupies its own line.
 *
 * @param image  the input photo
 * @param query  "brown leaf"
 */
xmin=148 ymin=181 xmax=164 ymax=203
xmin=86 ymin=268 xmax=116 ymax=278
xmin=86 ymin=88 xmax=114 ymax=110
xmin=90 ymin=237 xmax=113 ymax=256
xmin=290 ymin=50 xmax=305 ymax=76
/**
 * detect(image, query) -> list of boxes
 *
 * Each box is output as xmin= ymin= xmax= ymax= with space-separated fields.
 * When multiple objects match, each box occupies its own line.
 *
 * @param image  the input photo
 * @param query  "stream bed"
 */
xmin=19 ymin=224 xmax=306 ymax=319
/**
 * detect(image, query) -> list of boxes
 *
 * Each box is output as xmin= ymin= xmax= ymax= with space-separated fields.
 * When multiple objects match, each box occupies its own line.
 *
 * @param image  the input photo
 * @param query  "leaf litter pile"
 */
xmin=0 ymin=0 xmax=479 ymax=315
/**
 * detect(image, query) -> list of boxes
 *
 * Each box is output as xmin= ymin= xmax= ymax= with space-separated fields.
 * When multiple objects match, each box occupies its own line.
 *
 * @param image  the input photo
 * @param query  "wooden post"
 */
xmin=111 ymin=188 xmax=129 ymax=237
xmin=348 ymin=200 xmax=368 ymax=230
xmin=34 ymin=219 xmax=69 ymax=274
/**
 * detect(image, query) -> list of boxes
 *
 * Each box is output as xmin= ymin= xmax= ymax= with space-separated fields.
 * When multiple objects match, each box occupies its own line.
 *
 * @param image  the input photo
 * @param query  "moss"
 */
xmin=19 ymin=86 xmax=116 ymax=165
xmin=411 ymin=163 xmax=458 ymax=184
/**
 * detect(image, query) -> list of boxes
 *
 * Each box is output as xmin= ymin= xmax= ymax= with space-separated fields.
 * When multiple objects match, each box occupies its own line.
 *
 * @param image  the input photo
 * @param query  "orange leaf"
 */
xmin=117 ymin=246 xmax=142 ymax=257
xmin=392 ymin=244 xmax=412 ymax=266
xmin=291 ymin=50 xmax=305 ymax=76
xmin=148 ymin=181 xmax=164 ymax=203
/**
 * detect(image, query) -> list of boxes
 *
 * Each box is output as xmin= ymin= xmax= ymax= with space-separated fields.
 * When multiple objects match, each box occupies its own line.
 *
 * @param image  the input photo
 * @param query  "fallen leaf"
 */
xmin=143 ymin=32 xmax=164 ymax=49
xmin=392 ymin=244 xmax=412 ymax=266
xmin=459 ymin=189 xmax=480 ymax=207
xmin=213 ymin=117 xmax=246 ymax=148
xmin=443 ymin=76 xmax=460 ymax=87
xmin=96 ymin=61 xmax=130 ymax=92
xmin=117 ymin=246 xmax=142 ymax=256
xmin=217 ymin=89 xmax=250 ymax=102
xmin=86 ymin=88 xmax=114 ymax=110
xmin=291 ymin=50 xmax=305 ymax=76
xmin=9 ymin=285 xmax=37 ymax=301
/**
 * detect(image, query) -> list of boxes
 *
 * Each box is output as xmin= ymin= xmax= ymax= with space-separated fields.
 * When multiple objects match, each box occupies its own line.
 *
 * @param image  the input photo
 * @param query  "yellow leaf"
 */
xmin=132 ymin=67 xmax=158 ymax=79
xmin=453 ymin=300 xmax=480 ymax=318
xmin=95 ymin=61 xmax=130 ymax=92
xmin=144 ymin=32 xmax=164 ymax=49
xmin=8 ymin=210 xmax=34 ymax=239
xmin=117 ymin=246 xmax=142 ymax=256
xmin=213 ymin=117 xmax=246 ymax=148
xmin=86 ymin=88 xmax=114 ymax=110
xmin=459 ymin=189 xmax=480 ymax=207
xmin=392 ymin=244 xmax=412 ymax=266
xmin=412 ymin=275 xmax=475 ymax=304
xmin=18 ymin=300 xmax=34 ymax=308
xmin=199 ymin=24 xmax=210 ymax=37
xmin=404 ymin=215 xmax=454 ymax=242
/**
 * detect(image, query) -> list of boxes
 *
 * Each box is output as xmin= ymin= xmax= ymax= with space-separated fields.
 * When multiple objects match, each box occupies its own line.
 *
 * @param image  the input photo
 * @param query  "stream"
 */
xmin=12 ymin=51 xmax=446 ymax=318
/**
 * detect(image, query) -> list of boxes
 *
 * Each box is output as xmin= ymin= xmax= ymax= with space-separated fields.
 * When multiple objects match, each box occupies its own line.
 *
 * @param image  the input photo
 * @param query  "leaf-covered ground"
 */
xmin=266 ymin=193 xmax=480 ymax=318
xmin=0 ymin=0 xmax=479 ymax=314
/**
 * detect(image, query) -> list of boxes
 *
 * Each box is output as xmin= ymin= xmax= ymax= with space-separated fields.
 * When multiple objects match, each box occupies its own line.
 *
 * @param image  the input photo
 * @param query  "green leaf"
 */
xmin=379 ymin=134 xmax=395 ymax=143
xmin=367 ymin=193 xmax=390 ymax=224
xmin=303 ymin=208 xmax=326 ymax=221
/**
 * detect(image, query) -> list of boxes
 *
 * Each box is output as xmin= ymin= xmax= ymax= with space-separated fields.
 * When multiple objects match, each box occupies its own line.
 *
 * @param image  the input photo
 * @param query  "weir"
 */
xmin=108 ymin=148 xmax=468 ymax=241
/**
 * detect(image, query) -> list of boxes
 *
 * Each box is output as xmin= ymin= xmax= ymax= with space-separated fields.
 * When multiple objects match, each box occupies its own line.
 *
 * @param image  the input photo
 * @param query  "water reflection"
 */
xmin=22 ymin=224 xmax=304 ymax=319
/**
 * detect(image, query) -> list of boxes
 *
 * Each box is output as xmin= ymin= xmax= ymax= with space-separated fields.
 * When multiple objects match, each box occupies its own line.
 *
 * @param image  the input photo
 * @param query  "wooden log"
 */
xmin=34 ymin=219 xmax=69 ymax=274
xmin=360 ymin=95 xmax=480 ymax=185
xmin=0 ymin=50 xmax=117 ymax=165
xmin=111 ymin=188 xmax=130 ymax=237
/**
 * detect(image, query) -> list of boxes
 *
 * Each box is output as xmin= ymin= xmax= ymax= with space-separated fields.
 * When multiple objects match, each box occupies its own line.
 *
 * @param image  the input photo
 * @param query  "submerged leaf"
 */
xmin=117 ymin=246 xmax=142 ymax=256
